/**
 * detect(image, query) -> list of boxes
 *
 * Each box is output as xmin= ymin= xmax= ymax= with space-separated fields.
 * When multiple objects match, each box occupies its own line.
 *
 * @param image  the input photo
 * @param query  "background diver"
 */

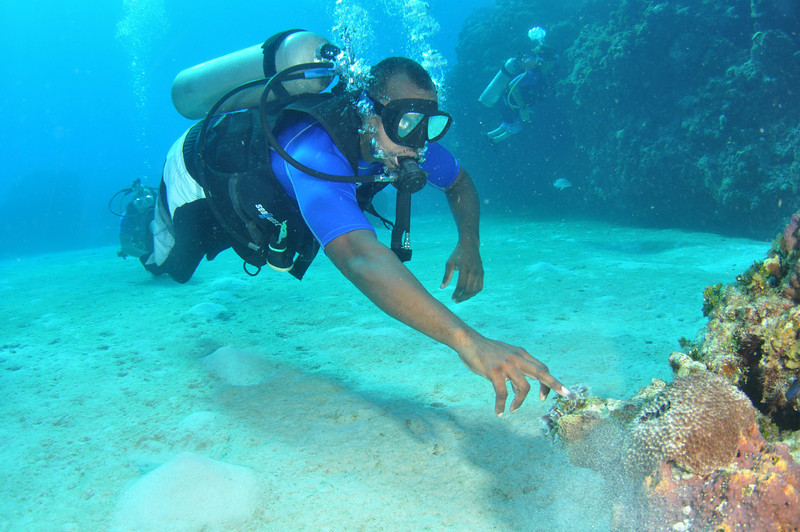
xmin=480 ymin=26 xmax=558 ymax=144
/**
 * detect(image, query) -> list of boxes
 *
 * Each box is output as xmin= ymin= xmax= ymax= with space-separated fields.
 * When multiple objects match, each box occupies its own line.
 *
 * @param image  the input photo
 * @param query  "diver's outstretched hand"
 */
xmin=456 ymin=332 xmax=571 ymax=417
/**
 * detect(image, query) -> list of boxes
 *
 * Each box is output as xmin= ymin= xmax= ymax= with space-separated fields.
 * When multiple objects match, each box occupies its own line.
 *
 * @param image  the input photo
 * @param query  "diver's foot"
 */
xmin=140 ymin=254 xmax=165 ymax=277
xmin=487 ymin=129 xmax=511 ymax=144
xmin=487 ymin=122 xmax=522 ymax=144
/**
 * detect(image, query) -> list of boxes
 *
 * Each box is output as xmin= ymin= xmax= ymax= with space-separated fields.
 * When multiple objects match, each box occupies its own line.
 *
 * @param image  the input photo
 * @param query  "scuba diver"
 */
xmin=110 ymin=178 xmax=157 ymax=259
xmin=480 ymin=26 xmax=557 ymax=144
xmin=118 ymin=29 xmax=572 ymax=417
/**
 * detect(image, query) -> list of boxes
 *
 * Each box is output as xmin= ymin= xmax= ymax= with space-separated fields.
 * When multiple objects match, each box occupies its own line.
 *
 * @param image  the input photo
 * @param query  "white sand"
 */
xmin=0 ymin=215 xmax=768 ymax=530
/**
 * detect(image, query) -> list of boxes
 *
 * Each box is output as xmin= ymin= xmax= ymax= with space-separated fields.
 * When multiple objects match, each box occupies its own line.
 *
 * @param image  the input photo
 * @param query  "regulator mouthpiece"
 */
xmin=393 ymin=157 xmax=428 ymax=194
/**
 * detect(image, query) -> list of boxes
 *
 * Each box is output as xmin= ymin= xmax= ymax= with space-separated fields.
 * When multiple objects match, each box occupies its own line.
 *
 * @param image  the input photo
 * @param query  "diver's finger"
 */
xmin=517 ymin=356 xmax=571 ymax=400
xmin=490 ymin=374 xmax=509 ymax=417
xmin=508 ymin=375 xmax=531 ymax=413
xmin=464 ymin=270 xmax=483 ymax=298
xmin=452 ymin=270 xmax=482 ymax=302
xmin=452 ymin=279 xmax=468 ymax=302
xmin=539 ymin=382 xmax=551 ymax=401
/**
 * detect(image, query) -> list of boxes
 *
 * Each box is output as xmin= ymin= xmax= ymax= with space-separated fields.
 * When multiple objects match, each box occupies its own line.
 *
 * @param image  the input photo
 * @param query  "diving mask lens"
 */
xmin=398 ymin=112 xmax=425 ymax=138
xmin=132 ymin=187 xmax=155 ymax=210
xmin=427 ymin=114 xmax=451 ymax=142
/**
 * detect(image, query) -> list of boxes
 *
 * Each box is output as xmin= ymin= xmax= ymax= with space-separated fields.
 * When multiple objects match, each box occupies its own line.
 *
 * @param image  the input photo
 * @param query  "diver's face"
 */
xmin=364 ymin=74 xmax=437 ymax=169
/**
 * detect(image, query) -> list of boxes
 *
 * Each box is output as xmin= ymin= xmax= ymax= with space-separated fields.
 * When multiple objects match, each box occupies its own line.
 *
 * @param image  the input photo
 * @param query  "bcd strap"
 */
xmin=261 ymin=29 xmax=305 ymax=101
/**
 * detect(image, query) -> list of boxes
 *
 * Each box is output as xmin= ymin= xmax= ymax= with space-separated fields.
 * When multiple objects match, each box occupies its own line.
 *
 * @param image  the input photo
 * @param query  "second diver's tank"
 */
xmin=171 ymin=30 xmax=335 ymax=119
xmin=479 ymin=57 xmax=520 ymax=108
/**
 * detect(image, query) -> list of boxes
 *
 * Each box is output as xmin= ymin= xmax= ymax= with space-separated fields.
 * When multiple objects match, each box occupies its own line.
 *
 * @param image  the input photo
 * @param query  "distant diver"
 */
xmin=480 ymin=26 xmax=558 ymax=144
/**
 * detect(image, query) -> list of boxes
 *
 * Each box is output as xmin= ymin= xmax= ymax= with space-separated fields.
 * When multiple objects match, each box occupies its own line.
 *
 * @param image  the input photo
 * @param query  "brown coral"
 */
xmin=764 ymin=255 xmax=782 ymax=277
xmin=547 ymin=373 xmax=800 ymax=530
xmin=785 ymin=271 xmax=800 ymax=302
xmin=625 ymin=372 xmax=757 ymax=477
xmin=644 ymin=425 xmax=800 ymax=530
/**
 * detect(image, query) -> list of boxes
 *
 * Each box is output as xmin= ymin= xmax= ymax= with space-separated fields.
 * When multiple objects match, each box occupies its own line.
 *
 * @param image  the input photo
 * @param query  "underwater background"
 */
xmin=0 ymin=0 xmax=487 ymax=256
xmin=4 ymin=0 xmax=798 ymax=258
xmin=449 ymin=0 xmax=800 ymax=234
xmin=2 ymin=0 xmax=800 ymax=530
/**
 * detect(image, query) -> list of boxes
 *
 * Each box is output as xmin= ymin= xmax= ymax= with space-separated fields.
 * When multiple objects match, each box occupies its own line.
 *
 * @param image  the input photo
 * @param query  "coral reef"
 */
xmin=691 ymin=214 xmax=800 ymax=431
xmin=545 ymin=373 xmax=800 ymax=530
xmin=642 ymin=426 xmax=800 ymax=531
xmin=449 ymin=0 xmax=800 ymax=235
xmin=781 ymin=213 xmax=800 ymax=255
xmin=543 ymin=373 xmax=758 ymax=477
xmin=543 ymin=214 xmax=800 ymax=528
xmin=625 ymin=373 xmax=756 ymax=477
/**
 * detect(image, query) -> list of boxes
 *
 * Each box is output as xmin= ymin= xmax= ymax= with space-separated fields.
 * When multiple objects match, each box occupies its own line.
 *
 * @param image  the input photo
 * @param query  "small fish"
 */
xmin=553 ymin=178 xmax=572 ymax=190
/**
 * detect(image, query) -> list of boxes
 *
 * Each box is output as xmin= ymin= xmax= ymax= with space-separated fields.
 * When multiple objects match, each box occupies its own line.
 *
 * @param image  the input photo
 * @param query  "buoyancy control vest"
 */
xmin=183 ymin=91 xmax=389 ymax=280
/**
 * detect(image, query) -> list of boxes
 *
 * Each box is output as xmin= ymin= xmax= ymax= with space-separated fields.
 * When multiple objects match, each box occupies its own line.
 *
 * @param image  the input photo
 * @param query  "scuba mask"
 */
xmin=368 ymin=95 xmax=453 ymax=150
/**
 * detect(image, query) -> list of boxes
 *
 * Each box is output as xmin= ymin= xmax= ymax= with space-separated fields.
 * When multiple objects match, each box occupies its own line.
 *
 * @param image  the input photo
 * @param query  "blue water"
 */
xmin=0 ymin=0 xmax=490 ymax=255
xmin=2 ymin=1 xmax=790 ymax=529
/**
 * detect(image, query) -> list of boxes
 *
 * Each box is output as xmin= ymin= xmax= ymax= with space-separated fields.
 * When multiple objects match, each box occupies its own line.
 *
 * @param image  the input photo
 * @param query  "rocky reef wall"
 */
xmin=539 ymin=214 xmax=800 ymax=529
xmin=450 ymin=0 xmax=800 ymax=236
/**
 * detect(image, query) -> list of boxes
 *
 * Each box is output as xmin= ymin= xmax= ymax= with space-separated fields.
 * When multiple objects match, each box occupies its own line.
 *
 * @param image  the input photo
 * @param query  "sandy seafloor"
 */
xmin=0 ymin=214 xmax=770 ymax=531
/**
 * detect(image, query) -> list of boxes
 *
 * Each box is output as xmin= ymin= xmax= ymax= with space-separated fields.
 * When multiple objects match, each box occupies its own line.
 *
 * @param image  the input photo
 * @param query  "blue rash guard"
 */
xmin=270 ymin=117 xmax=461 ymax=248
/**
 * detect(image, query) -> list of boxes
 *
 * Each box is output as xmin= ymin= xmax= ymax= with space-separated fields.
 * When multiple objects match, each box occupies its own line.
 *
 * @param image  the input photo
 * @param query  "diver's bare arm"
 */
xmin=444 ymin=168 xmax=480 ymax=246
xmin=442 ymin=168 xmax=483 ymax=301
xmin=325 ymin=229 xmax=571 ymax=415
xmin=327 ymin=229 xmax=472 ymax=347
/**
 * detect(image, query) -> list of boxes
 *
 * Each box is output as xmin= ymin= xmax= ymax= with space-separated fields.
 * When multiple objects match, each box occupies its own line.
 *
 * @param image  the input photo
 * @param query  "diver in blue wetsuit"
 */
xmin=135 ymin=49 xmax=572 ymax=416
xmin=480 ymin=27 xmax=557 ymax=144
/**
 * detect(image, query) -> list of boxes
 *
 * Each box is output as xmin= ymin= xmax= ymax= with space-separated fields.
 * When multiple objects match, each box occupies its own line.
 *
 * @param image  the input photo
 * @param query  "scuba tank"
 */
xmin=479 ymin=57 xmax=520 ymax=108
xmin=171 ymin=30 xmax=336 ymax=119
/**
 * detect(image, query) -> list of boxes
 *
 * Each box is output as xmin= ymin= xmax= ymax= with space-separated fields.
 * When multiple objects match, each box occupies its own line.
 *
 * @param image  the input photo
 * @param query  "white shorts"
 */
xmin=146 ymin=130 xmax=206 ymax=266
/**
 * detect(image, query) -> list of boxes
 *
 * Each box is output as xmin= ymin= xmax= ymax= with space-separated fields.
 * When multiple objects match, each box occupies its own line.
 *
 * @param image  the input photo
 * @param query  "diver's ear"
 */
xmin=360 ymin=114 xmax=381 ymax=137
xmin=358 ymin=121 xmax=379 ymax=161
xmin=356 ymin=90 xmax=381 ymax=135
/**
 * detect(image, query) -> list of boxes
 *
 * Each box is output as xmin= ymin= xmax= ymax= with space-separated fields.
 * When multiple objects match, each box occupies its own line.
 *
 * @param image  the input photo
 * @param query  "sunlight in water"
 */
xmin=115 ymin=0 xmax=170 ymax=168
xmin=331 ymin=0 xmax=447 ymax=98
xmin=116 ymin=0 xmax=170 ymax=110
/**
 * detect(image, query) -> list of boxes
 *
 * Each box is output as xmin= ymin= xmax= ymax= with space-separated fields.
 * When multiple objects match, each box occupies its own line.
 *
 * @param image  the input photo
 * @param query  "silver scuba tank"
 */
xmin=171 ymin=31 xmax=335 ymax=119
xmin=478 ymin=57 xmax=519 ymax=108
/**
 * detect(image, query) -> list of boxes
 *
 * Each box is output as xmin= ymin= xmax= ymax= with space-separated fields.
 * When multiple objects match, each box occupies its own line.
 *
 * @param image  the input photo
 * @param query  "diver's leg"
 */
xmin=147 ymin=199 xmax=218 ymax=284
